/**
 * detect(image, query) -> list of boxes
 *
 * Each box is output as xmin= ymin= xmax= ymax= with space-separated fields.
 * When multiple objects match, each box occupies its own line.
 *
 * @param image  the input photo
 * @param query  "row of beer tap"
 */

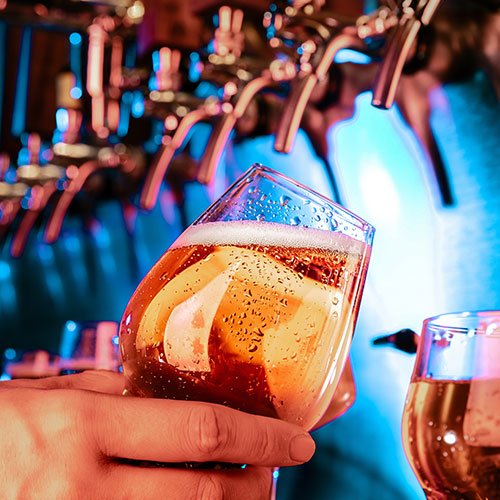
xmin=0 ymin=0 xmax=498 ymax=258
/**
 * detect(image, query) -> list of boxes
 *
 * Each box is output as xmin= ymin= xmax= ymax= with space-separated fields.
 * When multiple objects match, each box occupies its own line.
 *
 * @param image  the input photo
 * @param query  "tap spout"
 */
xmin=140 ymin=108 xmax=212 ymax=210
xmin=197 ymin=75 xmax=274 ymax=185
xmin=11 ymin=182 xmax=58 ymax=258
xmin=274 ymin=31 xmax=363 ymax=153
xmin=371 ymin=0 xmax=442 ymax=109
xmin=44 ymin=160 xmax=99 ymax=243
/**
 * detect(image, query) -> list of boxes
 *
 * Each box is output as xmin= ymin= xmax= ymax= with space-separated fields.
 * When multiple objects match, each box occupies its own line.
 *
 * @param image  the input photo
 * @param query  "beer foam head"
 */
xmin=171 ymin=221 xmax=368 ymax=253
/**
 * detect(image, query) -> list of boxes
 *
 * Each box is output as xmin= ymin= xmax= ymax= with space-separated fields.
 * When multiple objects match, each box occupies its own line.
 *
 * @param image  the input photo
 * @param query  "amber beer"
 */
xmin=120 ymin=220 xmax=370 ymax=430
xmin=403 ymin=378 xmax=500 ymax=499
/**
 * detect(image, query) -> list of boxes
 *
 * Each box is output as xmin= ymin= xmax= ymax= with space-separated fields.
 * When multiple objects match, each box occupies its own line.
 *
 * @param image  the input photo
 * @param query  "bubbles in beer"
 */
xmin=120 ymin=220 xmax=370 ymax=430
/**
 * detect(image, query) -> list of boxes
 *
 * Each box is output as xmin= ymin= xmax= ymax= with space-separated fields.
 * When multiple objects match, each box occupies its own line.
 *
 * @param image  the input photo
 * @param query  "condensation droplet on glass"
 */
xmin=291 ymin=216 xmax=301 ymax=226
xmin=260 ymin=194 xmax=267 ymax=201
xmin=249 ymin=344 xmax=258 ymax=353
xmin=248 ymin=186 xmax=257 ymax=193
xmin=443 ymin=430 xmax=457 ymax=445
xmin=257 ymin=214 xmax=265 ymax=222
xmin=279 ymin=195 xmax=291 ymax=206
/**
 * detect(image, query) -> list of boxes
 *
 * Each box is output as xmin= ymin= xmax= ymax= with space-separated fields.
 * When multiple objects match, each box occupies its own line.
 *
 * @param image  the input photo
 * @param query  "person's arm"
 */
xmin=0 ymin=371 xmax=315 ymax=500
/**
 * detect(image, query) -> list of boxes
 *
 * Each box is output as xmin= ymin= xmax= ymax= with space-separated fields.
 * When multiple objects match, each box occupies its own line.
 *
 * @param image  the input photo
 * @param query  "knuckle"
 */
xmin=195 ymin=474 xmax=225 ymax=500
xmin=187 ymin=404 xmax=230 ymax=458
xmin=253 ymin=424 xmax=277 ymax=464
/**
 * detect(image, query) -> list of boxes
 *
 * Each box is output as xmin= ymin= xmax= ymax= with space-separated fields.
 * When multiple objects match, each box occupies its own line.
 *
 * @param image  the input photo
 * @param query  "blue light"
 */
xmin=272 ymin=469 xmax=280 ymax=480
xmin=112 ymin=335 xmax=119 ymax=345
xmin=190 ymin=52 xmax=200 ymax=62
xmin=152 ymin=50 xmax=160 ymax=73
xmin=0 ymin=374 xmax=12 ymax=381
xmin=17 ymin=147 xmax=30 ymax=166
xmin=56 ymin=108 xmax=69 ymax=132
xmin=131 ymin=91 xmax=145 ymax=118
xmin=69 ymin=32 xmax=82 ymax=46
xmin=11 ymin=27 xmax=33 ymax=137
xmin=148 ymin=74 xmax=158 ymax=91
xmin=117 ymin=98 xmax=131 ymax=137
xmin=4 ymin=348 xmax=16 ymax=360
xmin=65 ymin=320 xmax=77 ymax=332
xmin=4 ymin=169 xmax=16 ymax=183
xmin=70 ymin=87 xmax=82 ymax=99
xmin=334 ymin=49 xmax=372 ymax=65
xmin=212 ymin=14 xmax=219 ymax=28
xmin=125 ymin=43 xmax=137 ymax=69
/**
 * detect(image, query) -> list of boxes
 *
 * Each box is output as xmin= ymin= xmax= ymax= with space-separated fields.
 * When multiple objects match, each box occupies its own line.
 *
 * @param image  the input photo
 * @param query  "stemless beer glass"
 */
xmin=119 ymin=164 xmax=374 ymax=432
xmin=402 ymin=311 xmax=500 ymax=500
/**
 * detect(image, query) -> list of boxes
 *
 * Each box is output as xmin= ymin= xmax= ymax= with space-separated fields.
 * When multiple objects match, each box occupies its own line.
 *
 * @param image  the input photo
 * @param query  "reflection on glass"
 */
xmin=120 ymin=164 xmax=374 ymax=430
xmin=403 ymin=311 xmax=500 ymax=500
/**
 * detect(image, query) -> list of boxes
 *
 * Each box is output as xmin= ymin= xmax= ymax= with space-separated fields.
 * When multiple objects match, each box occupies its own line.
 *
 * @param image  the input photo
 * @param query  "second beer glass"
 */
xmin=119 ymin=164 xmax=374 ymax=431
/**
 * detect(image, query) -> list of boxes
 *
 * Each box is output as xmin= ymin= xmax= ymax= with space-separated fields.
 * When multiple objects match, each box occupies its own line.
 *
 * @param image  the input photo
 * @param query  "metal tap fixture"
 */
xmin=371 ymin=0 xmax=442 ymax=110
xmin=196 ymin=5 xmax=292 ymax=185
xmin=139 ymin=46 xmax=223 ymax=210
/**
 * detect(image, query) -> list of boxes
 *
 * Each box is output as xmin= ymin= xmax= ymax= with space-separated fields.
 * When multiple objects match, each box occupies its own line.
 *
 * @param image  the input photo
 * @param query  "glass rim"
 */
xmin=423 ymin=310 xmax=500 ymax=337
xmin=249 ymin=164 xmax=375 ymax=237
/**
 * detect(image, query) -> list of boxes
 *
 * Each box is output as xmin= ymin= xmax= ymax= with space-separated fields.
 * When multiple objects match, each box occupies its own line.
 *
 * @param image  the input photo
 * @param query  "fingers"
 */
xmin=103 ymin=463 xmax=272 ymax=500
xmin=1 ymin=371 xmax=125 ymax=395
xmin=91 ymin=394 xmax=315 ymax=467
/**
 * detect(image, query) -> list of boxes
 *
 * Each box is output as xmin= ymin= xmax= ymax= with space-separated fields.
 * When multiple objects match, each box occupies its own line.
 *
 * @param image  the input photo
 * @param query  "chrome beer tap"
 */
xmin=139 ymin=46 xmax=224 ymax=210
xmin=196 ymin=4 xmax=305 ymax=185
xmin=371 ymin=0 xmax=442 ymax=110
xmin=0 ymin=155 xmax=28 ymax=242
xmin=271 ymin=2 xmax=390 ymax=155
xmin=9 ymin=133 xmax=65 ymax=257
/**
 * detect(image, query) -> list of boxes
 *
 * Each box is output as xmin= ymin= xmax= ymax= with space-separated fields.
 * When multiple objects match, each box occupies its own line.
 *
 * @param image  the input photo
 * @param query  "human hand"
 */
xmin=0 ymin=371 xmax=316 ymax=500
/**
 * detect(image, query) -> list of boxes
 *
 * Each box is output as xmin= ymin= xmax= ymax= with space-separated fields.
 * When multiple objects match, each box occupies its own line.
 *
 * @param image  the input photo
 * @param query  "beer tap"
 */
xmin=0 ymin=155 xmax=28 ymax=242
xmin=371 ymin=0 xmax=442 ymax=110
xmin=139 ymin=47 xmax=223 ymax=210
xmin=10 ymin=133 xmax=65 ymax=257
xmin=271 ymin=3 xmax=378 ymax=156
xmin=44 ymin=143 xmax=144 ymax=244
xmin=196 ymin=6 xmax=291 ymax=185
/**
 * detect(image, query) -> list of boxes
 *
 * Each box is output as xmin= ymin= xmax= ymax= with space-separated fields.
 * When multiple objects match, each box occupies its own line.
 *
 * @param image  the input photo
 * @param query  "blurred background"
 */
xmin=0 ymin=0 xmax=499 ymax=498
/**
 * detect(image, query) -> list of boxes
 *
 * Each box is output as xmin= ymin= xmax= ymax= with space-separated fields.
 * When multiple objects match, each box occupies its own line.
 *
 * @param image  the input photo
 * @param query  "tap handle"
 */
xmin=371 ymin=0 xmax=442 ymax=109
xmin=87 ymin=22 xmax=107 ymax=136
xmin=0 ymin=153 xmax=10 ymax=181
xmin=214 ymin=6 xmax=244 ymax=58
xmin=27 ymin=133 xmax=41 ymax=165
xmin=155 ymin=47 xmax=181 ymax=92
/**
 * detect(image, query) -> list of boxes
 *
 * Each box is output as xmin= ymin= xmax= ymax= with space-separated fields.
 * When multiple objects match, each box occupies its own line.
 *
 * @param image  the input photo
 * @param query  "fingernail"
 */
xmin=289 ymin=434 xmax=315 ymax=462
